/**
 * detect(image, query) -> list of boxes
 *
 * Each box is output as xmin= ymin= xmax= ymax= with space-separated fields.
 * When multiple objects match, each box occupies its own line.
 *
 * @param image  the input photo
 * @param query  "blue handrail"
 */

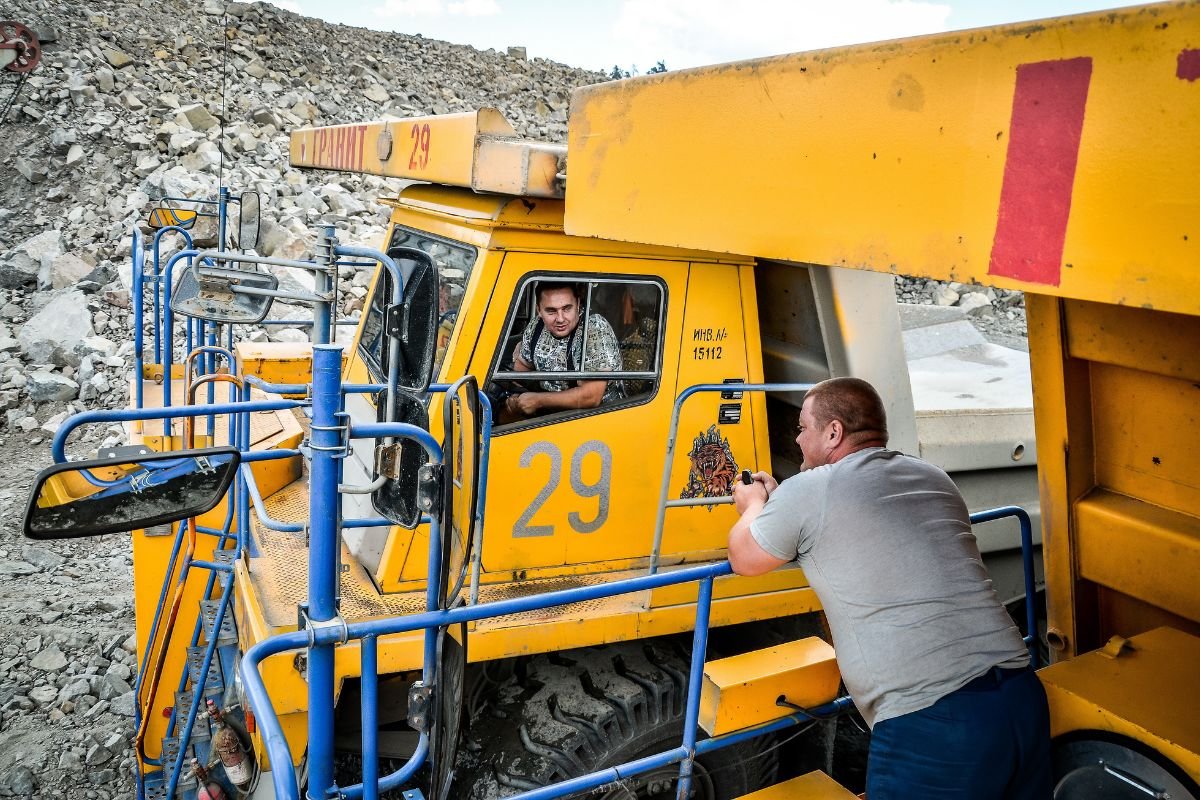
xmin=242 ymin=506 xmax=1038 ymax=800
xmin=233 ymin=367 xmax=1043 ymax=800
xmin=970 ymin=505 xmax=1040 ymax=668
xmin=50 ymin=399 xmax=302 ymax=463
xmin=241 ymin=558 xmax=857 ymax=800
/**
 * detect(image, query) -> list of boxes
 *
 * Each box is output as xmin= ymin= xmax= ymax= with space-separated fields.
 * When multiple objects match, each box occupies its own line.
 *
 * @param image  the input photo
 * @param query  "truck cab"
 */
xmin=341 ymin=184 xmax=769 ymax=594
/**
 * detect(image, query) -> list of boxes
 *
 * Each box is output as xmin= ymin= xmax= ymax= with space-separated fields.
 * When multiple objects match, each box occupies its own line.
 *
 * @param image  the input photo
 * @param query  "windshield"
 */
xmin=359 ymin=227 xmax=478 ymax=384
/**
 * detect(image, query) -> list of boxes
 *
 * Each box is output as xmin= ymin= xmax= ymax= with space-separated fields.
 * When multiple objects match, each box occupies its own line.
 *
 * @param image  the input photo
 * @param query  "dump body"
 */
xmin=563 ymin=0 xmax=1200 ymax=790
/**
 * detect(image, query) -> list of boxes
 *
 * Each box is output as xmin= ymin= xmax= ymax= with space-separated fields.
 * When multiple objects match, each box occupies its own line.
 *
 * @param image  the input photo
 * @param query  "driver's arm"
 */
xmin=531 ymin=380 xmax=605 ymax=410
xmin=513 ymin=342 xmax=533 ymax=372
xmin=506 ymin=379 xmax=606 ymax=416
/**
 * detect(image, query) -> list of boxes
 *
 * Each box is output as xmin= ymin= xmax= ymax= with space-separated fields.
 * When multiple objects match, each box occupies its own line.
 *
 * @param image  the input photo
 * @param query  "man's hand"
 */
xmin=506 ymin=392 xmax=541 ymax=416
xmin=732 ymin=479 xmax=767 ymax=514
xmin=732 ymin=471 xmax=776 ymax=514
xmin=751 ymin=470 xmax=778 ymax=495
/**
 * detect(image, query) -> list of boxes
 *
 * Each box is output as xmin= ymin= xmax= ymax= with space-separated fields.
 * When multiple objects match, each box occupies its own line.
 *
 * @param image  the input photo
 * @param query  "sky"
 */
xmin=262 ymin=0 xmax=1143 ymax=74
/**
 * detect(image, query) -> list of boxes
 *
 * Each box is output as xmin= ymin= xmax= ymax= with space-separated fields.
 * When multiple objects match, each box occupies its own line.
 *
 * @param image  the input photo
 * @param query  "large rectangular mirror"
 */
xmin=24 ymin=447 xmax=241 ymax=540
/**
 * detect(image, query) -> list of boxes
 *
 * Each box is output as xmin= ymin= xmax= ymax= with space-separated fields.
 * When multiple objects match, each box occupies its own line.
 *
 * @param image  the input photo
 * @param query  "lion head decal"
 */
xmin=679 ymin=425 xmax=738 ymax=506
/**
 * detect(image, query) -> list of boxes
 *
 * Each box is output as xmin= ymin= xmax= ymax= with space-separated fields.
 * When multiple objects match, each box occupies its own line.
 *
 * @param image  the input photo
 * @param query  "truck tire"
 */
xmin=457 ymin=641 xmax=779 ymax=799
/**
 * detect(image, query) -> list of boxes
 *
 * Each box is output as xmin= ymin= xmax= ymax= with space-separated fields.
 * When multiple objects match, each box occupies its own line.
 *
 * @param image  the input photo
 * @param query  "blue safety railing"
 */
xmin=106 ymin=192 xmax=448 ymax=799
xmin=114 ymin=206 xmax=1042 ymax=799
xmin=57 ymin=379 xmax=488 ymax=798
xmin=51 ymin=397 xmax=304 ymax=797
xmin=235 ymin=361 xmax=1042 ymax=800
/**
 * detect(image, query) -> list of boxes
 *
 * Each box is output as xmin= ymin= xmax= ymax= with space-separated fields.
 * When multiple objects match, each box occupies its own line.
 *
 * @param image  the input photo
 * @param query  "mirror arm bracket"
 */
xmin=374 ymin=443 xmax=404 ymax=480
xmin=309 ymin=413 xmax=352 ymax=459
xmin=417 ymin=464 xmax=444 ymax=521
xmin=407 ymin=682 xmax=432 ymax=734
xmin=384 ymin=303 xmax=407 ymax=343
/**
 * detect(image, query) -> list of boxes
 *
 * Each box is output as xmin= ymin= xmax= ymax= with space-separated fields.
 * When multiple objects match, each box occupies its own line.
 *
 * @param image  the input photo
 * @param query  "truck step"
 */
xmin=700 ymin=637 xmax=840 ymax=736
xmin=735 ymin=771 xmax=859 ymax=799
xmin=199 ymin=599 xmax=238 ymax=646
xmin=173 ymin=688 xmax=221 ymax=741
xmin=210 ymin=549 xmax=237 ymax=590
xmin=142 ymin=771 xmax=168 ymax=800
xmin=160 ymin=737 xmax=197 ymax=791
xmin=185 ymin=646 xmax=225 ymax=697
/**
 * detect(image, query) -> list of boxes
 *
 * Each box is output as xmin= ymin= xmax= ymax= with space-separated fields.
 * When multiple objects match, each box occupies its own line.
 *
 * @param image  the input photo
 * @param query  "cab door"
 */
xmin=470 ymin=252 xmax=687 ymax=574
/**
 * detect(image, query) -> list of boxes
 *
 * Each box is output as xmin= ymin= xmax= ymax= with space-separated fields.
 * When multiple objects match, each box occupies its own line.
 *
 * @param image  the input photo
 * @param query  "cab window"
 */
xmin=359 ymin=227 xmax=476 ymax=383
xmin=487 ymin=275 xmax=665 ymax=429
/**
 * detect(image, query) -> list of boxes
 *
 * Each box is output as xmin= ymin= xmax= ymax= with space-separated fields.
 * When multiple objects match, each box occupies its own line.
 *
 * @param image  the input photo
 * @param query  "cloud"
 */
xmin=375 ymin=0 xmax=498 ymax=17
xmin=613 ymin=0 xmax=953 ymax=70
xmin=447 ymin=0 xmax=499 ymax=15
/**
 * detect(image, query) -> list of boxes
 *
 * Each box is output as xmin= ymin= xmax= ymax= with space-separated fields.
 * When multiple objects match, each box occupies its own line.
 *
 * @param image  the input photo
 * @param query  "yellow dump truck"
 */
xmin=556 ymin=2 xmax=1200 ymax=796
xmin=20 ymin=2 xmax=1200 ymax=799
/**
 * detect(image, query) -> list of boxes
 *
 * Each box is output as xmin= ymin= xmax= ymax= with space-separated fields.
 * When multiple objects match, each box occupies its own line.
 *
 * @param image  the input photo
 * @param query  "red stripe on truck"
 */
xmin=988 ymin=57 xmax=1092 ymax=287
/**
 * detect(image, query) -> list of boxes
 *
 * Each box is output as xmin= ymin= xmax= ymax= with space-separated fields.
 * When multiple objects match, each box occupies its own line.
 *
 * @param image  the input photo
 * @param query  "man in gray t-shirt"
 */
xmin=728 ymin=377 xmax=1050 ymax=799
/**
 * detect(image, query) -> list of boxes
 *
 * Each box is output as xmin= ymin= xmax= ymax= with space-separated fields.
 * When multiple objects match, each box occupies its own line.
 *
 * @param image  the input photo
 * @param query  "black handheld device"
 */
xmin=740 ymin=469 xmax=754 ymax=485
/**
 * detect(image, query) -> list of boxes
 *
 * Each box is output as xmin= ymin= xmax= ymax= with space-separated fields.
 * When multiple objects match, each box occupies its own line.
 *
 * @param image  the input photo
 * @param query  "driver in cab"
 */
xmin=504 ymin=282 xmax=625 ymax=419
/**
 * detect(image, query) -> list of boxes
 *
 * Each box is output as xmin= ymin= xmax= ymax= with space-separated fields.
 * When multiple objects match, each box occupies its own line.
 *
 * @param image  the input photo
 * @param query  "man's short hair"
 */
xmin=804 ymin=377 xmax=888 ymax=443
xmin=534 ymin=281 xmax=583 ymax=308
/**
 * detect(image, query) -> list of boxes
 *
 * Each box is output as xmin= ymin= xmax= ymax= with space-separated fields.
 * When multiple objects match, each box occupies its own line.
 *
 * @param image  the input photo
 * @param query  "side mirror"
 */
xmin=170 ymin=264 xmax=278 ymax=323
xmin=385 ymin=247 xmax=439 ymax=395
xmin=148 ymin=207 xmax=198 ymax=230
xmin=371 ymin=391 xmax=430 ymax=530
xmin=440 ymin=377 xmax=479 ymax=610
xmin=237 ymin=191 xmax=261 ymax=251
xmin=24 ymin=447 xmax=241 ymax=540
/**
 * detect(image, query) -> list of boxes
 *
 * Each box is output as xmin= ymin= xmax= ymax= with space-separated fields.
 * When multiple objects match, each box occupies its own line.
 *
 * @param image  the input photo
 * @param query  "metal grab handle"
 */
xmin=651 ymin=382 xmax=815 ymax=574
xmin=184 ymin=373 xmax=245 ymax=449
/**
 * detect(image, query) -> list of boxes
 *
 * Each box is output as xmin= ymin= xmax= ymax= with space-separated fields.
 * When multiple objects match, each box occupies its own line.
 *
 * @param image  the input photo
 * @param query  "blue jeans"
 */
xmin=866 ymin=666 xmax=1052 ymax=799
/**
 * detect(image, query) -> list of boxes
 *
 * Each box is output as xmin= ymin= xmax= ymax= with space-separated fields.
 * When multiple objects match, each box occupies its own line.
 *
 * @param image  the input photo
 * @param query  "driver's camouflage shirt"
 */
xmin=519 ymin=313 xmax=626 ymax=403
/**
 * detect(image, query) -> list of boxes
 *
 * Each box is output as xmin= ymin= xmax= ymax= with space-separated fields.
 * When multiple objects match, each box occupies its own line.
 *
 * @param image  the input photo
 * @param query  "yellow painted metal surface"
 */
xmin=1076 ymin=491 xmax=1200 ymax=623
xmin=1026 ymin=294 xmax=1085 ymax=657
xmin=232 ymin=559 xmax=310 ymax=769
xmin=699 ymin=637 xmax=839 ymax=736
xmin=290 ymin=108 xmax=565 ymax=197
xmin=1040 ymin=627 xmax=1200 ymax=781
xmin=567 ymin=2 xmax=1200 ymax=315
xmin=736 ymin=771 xmax=859 ymax=800
xmin=484 ymin=584 xmax=820 ymax=662
xmin=131 ymin=503 xmax=232 ymax=765
xmin=649 ymin=564 xmax=809 ymax=608
xmin=121 ymin=371 xmax=303 ymax=768
xmin=1028 ymin=294 xmax=1200 ymax=658
xmin=663 ymin=263 xmax=762 ymax=558
xmin=234 ymin=341 xmax=322 ymax=391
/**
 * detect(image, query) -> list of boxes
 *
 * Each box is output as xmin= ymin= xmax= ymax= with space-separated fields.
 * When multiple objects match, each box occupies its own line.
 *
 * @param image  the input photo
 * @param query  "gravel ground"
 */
xmin=0 ymin=433 xmax=140 ymax=799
